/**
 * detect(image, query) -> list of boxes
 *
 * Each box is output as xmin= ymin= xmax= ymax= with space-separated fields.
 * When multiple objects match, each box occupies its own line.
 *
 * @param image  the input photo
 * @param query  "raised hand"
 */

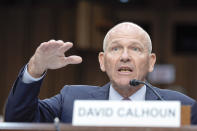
xmin=28 ymin=40 xmax=82 ymax=78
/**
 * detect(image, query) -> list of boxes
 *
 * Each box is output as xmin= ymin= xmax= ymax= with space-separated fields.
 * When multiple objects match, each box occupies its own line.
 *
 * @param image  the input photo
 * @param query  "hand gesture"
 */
xmin=28 ymin=40 xmax=82 ymax=78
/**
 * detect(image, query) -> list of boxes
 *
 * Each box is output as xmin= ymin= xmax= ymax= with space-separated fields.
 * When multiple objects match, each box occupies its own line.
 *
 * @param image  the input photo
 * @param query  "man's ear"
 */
xmin=98 ymin=52 xmax=106 ymax=72
xmin=148 ymin=53 xmax=156 ymax=72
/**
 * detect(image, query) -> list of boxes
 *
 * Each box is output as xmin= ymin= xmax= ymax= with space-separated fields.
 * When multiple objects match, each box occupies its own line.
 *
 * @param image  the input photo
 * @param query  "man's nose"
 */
xmin=120 ymin=49 xmax=130 ymax=62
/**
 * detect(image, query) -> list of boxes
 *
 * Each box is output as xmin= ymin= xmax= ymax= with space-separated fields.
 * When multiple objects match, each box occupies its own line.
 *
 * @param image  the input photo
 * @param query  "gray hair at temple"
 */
xmin=103 ymin=22 xmax=152 ymax=54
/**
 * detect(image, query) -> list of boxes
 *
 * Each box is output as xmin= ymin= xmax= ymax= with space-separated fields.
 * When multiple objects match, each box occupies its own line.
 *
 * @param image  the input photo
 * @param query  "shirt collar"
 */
xmin=109 ymin=84 xmax=146 ymax=101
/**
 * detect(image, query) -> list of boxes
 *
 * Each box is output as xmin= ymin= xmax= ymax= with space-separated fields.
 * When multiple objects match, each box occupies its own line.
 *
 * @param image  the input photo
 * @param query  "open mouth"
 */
xmin=118 ymin=67 xmax=133 ymax=72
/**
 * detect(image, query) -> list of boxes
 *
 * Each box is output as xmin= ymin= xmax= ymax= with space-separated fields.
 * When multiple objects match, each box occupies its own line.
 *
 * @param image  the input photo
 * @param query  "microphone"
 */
xmin=130 ymin=79 xmax=164 ymax=100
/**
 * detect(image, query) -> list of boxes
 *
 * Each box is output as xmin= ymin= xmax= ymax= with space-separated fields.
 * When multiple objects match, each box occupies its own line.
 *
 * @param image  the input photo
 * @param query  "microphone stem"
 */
xmin=142 ymin=82 xmax=164 ymax=101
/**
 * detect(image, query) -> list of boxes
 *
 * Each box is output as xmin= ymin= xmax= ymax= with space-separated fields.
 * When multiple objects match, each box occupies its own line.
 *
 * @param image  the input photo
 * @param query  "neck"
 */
xmin=112 ymin=84 xmax=143 ymax=98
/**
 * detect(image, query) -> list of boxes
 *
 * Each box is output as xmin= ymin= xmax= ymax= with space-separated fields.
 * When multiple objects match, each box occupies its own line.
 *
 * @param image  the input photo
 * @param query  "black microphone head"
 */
xmin=130 ymin=79 xmax=140 ymax=86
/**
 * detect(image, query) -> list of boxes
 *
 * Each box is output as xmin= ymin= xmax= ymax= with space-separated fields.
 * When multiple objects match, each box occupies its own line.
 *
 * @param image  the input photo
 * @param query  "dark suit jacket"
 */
xmin=5 ymin=67 xmax=196 ymax=123
xmin=191 ymin=102 xmax=197 ymax=124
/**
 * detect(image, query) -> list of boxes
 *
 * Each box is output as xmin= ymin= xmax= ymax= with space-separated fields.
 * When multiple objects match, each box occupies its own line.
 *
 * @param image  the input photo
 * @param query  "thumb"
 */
xmin=64 ymin=55 xmax=82 ymax=65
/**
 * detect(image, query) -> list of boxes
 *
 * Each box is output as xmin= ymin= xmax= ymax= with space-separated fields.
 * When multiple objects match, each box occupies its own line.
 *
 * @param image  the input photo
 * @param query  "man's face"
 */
xmin=99 ymin=26 xmax=156 ymax=89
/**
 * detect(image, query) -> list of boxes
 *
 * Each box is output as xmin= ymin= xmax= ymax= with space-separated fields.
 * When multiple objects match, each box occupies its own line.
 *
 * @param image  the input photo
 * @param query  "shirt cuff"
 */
xmin=22 ymin=65 xmax=45 ymax=83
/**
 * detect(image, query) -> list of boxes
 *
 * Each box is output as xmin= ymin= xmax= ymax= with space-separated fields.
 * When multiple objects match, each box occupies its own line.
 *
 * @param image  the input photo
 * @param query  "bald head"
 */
xmin=103 ymin=22 xmax=152 ymax=53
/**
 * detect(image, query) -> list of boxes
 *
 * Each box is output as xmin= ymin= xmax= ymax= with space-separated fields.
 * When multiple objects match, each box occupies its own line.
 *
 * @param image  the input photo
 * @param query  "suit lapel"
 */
xmin=89 ymin=83 xmax=110 ymax=100
xmin=88 ymin=83 xmax=162 ymax=101
xmin=145 ymin=85 xmax=161 ymax=100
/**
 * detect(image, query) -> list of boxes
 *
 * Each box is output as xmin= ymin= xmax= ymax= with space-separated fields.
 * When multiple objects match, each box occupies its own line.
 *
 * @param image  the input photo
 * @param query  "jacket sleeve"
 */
xmin=191 ymin=102 xmax=197 ymax=125
xmin=4 ymin=66 xmax=62 ymax=122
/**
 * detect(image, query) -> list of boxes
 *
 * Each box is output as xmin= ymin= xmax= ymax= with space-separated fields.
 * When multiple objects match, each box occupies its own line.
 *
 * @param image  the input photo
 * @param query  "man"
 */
xmin=5 ymin=22 xmax=195 ymax=123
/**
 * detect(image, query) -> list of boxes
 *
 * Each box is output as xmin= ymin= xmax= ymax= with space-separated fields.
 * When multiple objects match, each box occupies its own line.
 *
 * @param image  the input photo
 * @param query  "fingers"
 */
xmin=34 ymin=39 xmax=82 ymax=70
xmin=38 ymin=40 xmax=73 ymax=54
xmin=59 ymin=42 xmax=73 ymax=54
xmin=64 ymin=55 xmax=83 ymax=65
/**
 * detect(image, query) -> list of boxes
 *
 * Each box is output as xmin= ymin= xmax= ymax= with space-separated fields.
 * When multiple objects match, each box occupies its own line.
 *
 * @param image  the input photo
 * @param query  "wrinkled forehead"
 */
xmin=103 ymin=22 xmax=151 ymax=52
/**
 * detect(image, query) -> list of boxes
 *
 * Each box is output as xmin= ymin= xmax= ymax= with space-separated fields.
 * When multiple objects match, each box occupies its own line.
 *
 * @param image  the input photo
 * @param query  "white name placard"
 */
xmin=72 ymin=100 xmax=181 ymax=127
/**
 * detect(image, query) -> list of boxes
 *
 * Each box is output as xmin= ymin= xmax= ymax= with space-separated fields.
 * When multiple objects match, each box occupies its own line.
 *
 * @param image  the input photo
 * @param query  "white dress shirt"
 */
xmin=22 ymin=65 xmax=44 ymax=83
xmin=109 ymin=84 xmax=146 ymax=101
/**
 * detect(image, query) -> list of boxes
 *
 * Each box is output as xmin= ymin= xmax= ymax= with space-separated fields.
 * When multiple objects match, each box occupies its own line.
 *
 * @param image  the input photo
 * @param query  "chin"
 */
xmin=114 ymin=80 xmax=131 ymax=88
